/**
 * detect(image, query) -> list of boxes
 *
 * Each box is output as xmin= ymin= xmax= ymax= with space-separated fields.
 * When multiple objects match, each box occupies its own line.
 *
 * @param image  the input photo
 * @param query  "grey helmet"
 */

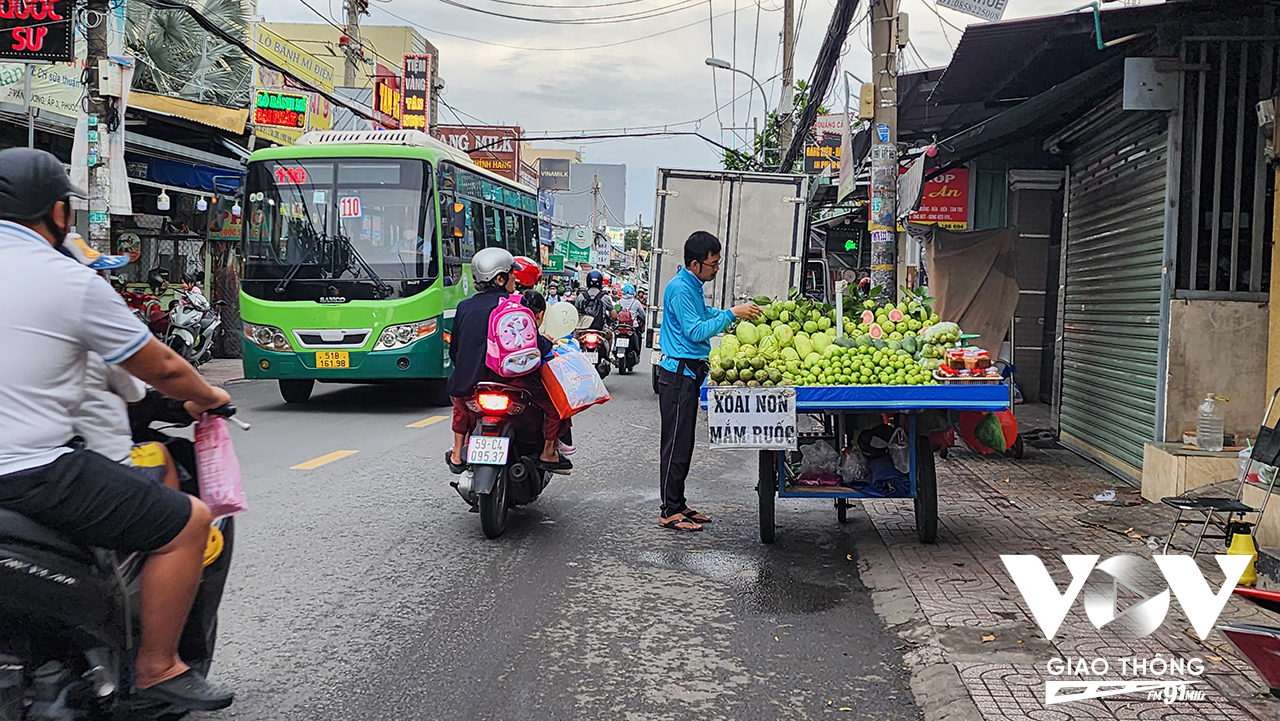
xmin=0 ymin=148 xmax=85 ymax=221
xmin=471 ymin=247 xmax=515 ymax=284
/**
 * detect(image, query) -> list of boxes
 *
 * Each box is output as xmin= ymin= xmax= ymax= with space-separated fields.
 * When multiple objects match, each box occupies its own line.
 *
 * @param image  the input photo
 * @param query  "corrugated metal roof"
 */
xmin=929 ymin=0 xmax=1252 ymax=106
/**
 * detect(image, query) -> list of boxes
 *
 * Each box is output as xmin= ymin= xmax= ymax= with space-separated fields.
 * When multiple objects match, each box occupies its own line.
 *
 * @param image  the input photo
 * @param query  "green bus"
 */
xmin=238 ymin=130 xmax=540 ymax=403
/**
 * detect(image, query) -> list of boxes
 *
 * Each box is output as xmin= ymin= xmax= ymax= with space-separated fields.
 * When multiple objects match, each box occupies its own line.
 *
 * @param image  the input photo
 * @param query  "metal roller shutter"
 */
xmin=1059 ymin=105 xmax=1169 ymax=476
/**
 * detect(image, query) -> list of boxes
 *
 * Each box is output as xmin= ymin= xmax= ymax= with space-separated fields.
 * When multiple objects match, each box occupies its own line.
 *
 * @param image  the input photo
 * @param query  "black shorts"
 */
xmin=0 ymin=449 xmax=192 ymax=553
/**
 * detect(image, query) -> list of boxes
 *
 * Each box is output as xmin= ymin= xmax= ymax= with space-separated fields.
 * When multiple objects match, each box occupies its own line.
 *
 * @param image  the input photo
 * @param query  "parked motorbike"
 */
xmin=450 ymin=383 xmax=554 ymax=539
xmin=120 ymin=290 xmax=169 ymax=337
xmin=164 ymin=290 xmax=223 ymax=367
xmin=612 ymin=322 xmax=640 ymax=375
xmin=0 ymin=400 xmax=244 ymax=720
xmin=573 ymin=325 xmax=613 ymax=379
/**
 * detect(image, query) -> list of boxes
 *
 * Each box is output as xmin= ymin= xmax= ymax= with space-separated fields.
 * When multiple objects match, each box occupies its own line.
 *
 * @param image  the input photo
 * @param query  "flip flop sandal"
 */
xmin=445 ymin=449 xmax=467 ymax=475
xmin=660 ymin=516 xmax=703 ymax=532
xmin=134 ymin=669 xmax=234 ymax=711
xmin=681 ymin=508 xmax=712 ymax=523
xmin=535 ymin=454 xmax=573 ymax=472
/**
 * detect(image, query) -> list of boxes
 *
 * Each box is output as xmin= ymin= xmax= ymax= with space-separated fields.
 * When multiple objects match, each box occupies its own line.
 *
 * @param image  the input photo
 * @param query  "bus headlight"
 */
xmin=244 ymin=322 xmax=290 ymax=352
xmin=376 ymin=318 xmax=438 ymax=351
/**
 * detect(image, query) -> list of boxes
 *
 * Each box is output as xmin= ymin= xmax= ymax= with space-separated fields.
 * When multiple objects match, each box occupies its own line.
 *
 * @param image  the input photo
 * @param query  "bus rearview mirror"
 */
xmin=448 ymin=202 xmax=466 ymax=239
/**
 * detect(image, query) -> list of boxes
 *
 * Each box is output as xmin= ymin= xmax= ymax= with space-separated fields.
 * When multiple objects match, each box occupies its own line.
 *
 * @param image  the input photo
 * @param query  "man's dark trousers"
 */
xmin=658 ymin=366 xmax=701 ymax=517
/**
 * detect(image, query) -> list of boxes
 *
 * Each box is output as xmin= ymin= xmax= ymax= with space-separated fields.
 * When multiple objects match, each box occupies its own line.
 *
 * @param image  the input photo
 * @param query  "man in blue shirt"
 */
xmin=657 ymin=231 xmax=761 ymax=532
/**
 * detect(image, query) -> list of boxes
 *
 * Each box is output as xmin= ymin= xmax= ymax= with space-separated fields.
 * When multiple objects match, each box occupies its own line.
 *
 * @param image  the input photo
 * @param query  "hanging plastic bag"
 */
xmin=798 ymin=440 xmax=840 ymax=478
xmin=837 ymin=449 xmax=870 ymax=485
xmin=889 ymin=427 xmax=910 ymax=474
xmin=194 ymin=415 xmax=247 ymax=519
xmin=541 ymin=350 xmax=611 ymax=419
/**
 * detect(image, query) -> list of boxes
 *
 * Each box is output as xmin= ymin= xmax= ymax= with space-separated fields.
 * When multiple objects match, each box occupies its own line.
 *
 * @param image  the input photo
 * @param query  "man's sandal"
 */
xmin=445 ymin=450 xmax=467 ymax=475
xmin=660 ymin=516 xmax=703 ymax=532
xmin=681 ymin=508 xmax=712 ymax=523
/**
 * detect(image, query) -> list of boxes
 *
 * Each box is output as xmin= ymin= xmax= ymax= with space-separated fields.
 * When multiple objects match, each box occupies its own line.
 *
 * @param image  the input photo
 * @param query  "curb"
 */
xmin=848 ymin=505 xmax=984 ymax=721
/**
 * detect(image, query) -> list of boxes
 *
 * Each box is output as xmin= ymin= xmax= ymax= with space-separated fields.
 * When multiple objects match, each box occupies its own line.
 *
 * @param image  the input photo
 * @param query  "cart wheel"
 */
xmin=836 ymin=498 xmax=849 ymax=524
xmin=914 ymin=441 xmax=938 ymax=544
xmin=758 ymin=450 xmax=776 ymax=544
xmin=1006 ymin=434 xmax=1025 ymax=460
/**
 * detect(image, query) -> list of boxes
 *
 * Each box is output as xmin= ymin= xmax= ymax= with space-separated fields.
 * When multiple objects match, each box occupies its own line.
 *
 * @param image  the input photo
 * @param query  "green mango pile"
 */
xmin=706 ymin=292 xmax=959 ymax=387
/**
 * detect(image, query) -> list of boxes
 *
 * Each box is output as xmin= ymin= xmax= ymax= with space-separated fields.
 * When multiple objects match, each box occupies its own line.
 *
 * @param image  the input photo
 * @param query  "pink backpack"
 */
xmin=486 ymin=295 xmax=542 ymax=377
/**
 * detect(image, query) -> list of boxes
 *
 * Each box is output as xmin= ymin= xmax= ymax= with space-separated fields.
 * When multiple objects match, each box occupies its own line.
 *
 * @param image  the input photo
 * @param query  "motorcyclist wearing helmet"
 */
xmin=446 ymin=248 xmax=571 ymax=474
xmin=617 ymin=282 xmax=645 ymax=332
xmin=575 ymin=270 xmax=616 ymax=331
xmin=0 ymin=148 xmax=234 ymax=709
xmin=512 ymin=255 xmax=542 ymax=292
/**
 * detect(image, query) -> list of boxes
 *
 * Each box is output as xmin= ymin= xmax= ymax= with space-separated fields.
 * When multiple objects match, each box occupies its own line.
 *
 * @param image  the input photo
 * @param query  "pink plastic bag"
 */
xmin=194 ymin=415 xmax=247 ymax=518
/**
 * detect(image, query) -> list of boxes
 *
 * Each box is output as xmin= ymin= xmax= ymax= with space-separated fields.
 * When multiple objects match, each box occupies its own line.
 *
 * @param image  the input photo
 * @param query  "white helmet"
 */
xmin=471 ymin=247 xmax=515 ymax=284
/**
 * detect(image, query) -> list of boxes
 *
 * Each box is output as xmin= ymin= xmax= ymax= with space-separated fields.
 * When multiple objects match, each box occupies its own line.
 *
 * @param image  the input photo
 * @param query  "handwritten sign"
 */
xmin=706 ymin=386 xmax=797 ymax=450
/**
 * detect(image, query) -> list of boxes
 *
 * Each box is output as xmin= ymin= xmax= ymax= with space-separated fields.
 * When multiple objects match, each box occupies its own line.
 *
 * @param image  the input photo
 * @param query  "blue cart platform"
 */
xmin=701 ymin=383 xmax=1010 ymax=543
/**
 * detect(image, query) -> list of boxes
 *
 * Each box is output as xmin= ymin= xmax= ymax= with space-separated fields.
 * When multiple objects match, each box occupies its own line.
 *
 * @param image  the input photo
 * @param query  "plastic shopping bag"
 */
xmin=889 ymin=427 xmax=910 ymax=474
xmin=194 ymin=415 xmax=248 ymax=519
xmin=837 ymin=449 xmax=871 ymax=485
xmin=798 ymin=440 xmax=840 ymax=478
xmin=541 ymin=350 xmax=611 ymax=419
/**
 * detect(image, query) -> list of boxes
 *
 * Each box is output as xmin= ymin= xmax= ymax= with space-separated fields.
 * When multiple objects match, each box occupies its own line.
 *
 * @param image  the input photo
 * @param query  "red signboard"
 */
xmin=436 ymin=125 xmax=523 ymax=181
xmin=910 ymin=168 xmax=969 ymax=229
xmin=374 ymin=64 xmax=401 ymax=129
xmin=0 ymin=0 xmax=72 ymax=61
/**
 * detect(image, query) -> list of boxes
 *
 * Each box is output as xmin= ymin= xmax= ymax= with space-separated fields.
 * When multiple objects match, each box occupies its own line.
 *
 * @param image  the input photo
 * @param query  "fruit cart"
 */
xmin=703 ymin=383 xmax=1009 ymax=543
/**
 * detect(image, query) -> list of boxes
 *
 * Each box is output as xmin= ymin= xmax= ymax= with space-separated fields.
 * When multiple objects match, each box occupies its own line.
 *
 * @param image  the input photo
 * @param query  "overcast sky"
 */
xmin=258 ymin=0 xmax=1149 ymax=223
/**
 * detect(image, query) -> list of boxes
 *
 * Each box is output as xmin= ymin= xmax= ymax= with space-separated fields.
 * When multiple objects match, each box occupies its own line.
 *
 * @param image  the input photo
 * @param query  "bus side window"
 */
xmin=523 ymin=213 xmax=537 ymax=257
xmin=505 ymin=212 xmax=521 ymax=256
xmin=484 ymin=205 xmax=501 ymax=248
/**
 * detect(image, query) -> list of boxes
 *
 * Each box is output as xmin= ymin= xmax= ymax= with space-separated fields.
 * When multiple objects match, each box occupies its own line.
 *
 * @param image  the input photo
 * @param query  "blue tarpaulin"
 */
xmin=701 ymin=383 xmax=1010 ymax=412
xmin=129 ymin=155 xmax=241 ymax=193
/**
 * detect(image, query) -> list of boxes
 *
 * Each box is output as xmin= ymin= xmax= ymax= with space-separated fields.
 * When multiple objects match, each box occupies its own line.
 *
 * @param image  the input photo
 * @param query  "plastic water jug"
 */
xmin=1196 ymin=394 xmax=1227 ymax=452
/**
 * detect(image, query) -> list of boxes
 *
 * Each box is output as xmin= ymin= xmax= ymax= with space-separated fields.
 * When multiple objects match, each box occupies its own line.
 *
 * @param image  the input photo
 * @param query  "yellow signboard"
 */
xmin=252 ymin=24 xmax=332 ymax=145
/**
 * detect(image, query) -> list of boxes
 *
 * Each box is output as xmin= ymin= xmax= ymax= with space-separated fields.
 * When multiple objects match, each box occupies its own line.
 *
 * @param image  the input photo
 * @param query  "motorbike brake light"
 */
xmin=477 ymin=393 xmax=511 ymax=412
xmin=584 ymin=333 xmax=599 ymax=344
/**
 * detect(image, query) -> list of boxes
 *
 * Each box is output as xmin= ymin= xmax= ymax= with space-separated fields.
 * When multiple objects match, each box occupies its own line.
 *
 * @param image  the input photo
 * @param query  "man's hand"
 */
xmin=184 ymin=387 xmax=232 ymax=420
xmin=731 ymin=304 xmax=763 ymax=321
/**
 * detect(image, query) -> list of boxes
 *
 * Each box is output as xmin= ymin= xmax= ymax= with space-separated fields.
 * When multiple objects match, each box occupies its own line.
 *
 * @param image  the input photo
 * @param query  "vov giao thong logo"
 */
xmin=1000 ymin=554 xmax=1251 ymax=706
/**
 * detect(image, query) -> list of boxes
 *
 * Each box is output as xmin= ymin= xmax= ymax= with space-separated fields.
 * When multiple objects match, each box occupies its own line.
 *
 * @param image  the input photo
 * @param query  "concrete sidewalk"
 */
xmin=199 ymin=358 xmax=245 ymax=387
xmin=853 ymin=439 xmax=1280 ymax=721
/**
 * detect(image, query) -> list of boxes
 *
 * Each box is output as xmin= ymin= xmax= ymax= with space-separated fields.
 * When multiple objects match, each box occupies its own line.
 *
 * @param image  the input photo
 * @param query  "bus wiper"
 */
xmin=273 ymin=220 xmax=321 ymax=296
xmin=334 ymin=233 xmax=395 ymax=299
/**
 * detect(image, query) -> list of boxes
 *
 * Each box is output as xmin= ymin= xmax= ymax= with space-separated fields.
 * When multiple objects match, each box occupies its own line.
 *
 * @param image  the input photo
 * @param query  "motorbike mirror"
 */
xmin=168 ymin=299 xmax=179 ymax=310
xmin=447 ymin=201 xmax=466 ymax=239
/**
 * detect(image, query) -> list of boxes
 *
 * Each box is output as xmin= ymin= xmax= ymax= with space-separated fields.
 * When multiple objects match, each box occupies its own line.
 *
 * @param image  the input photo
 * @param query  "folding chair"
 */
xmin=1162 ymin=388 xmax=1280 ymax=555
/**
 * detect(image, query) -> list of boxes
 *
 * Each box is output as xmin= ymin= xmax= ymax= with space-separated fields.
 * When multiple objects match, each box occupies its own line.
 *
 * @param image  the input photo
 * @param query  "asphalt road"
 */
xmin=204 ymin=360 xmax=921 ymax=721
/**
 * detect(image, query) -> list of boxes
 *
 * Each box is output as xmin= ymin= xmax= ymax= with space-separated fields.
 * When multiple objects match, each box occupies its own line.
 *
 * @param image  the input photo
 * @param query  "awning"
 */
xmin=929 ymin=55 xmax=1126 ymax=176
xmin=127 ymin=154 xmax=242 ymax=193
xmin=130 ymin=92 xmax=250 ymax=135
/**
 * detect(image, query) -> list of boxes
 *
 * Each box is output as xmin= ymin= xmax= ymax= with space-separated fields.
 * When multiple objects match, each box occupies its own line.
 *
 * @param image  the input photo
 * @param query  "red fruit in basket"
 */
xmin=868 ymin=323 xmax=883 ymax=339
xmin=888 ymin=308 xmax=904 ymax=322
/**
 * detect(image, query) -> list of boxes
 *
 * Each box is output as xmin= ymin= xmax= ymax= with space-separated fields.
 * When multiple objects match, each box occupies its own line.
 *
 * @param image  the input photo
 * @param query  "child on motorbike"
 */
xmin=445 ymin=248 xmax=571 ymax=474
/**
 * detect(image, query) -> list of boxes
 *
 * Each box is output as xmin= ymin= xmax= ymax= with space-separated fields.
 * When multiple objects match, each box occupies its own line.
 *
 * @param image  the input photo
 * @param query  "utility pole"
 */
xmin=779 ymin=0 xmax=795 ymax=163
xmin=85 ymin=0 xmax=111 ymax=251
xmin=591 ymin=173 xmax=601 ymax=236
xmin=867 ymin=0 xmax=899 ymax=299
xmin=343 ymin=0 xmax=364 ymax=87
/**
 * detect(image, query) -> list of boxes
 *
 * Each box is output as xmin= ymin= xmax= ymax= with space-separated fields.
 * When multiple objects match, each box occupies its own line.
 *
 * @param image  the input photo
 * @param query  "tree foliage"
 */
xmin=723 ymin=80 xmax=828 ymax=173
xmin=127 ymin=0 xmax=253 ymax=108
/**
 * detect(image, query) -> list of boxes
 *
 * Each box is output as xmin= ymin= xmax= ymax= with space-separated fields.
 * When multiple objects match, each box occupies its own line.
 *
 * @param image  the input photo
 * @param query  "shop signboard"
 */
xmin=0 ymin=0 xmax=73 ymax=62
xmin=401 ymin=54 xmax=430 ymax=131
xmin=519 ymin=161 xmax=537 ymax=189
xmin=374 ymin=66 xmax=401 ymax=128
xmin=545 ymin=254 xmax=564 ymax=272
xmin=812 ymin=114 xmax=845 ymax=144
xmin=936 ymin=0 xmax=1006 ymax=22
xmin=254 ymin=90 xmax=307 ymax=128
xmin=906 ymin=168 xmax=970 ymax=229
xmin=560 ymin=227 xmax=591 ymax=264
xmin=252 ymin=24 xmax=332 ymax=146
xmin=437 ymin=124 xmax=522 ymax=181
xmin=803 ymin=134 xmax=842 ymax=174
xmin=539 ymin=158 xmax=570 ymax=190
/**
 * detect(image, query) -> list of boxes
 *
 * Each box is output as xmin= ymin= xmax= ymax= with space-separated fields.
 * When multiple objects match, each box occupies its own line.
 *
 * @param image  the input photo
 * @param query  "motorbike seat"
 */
xmin=0 ymin=508 xmax=95 ymax=562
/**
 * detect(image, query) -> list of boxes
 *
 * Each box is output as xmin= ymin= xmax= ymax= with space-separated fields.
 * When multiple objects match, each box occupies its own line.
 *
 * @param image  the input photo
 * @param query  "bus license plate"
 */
xmin=584 ymin=351 xmax=598 ymax=364
xmin=315 ymin=351 xmax=349 ymax=369
xmin=467 ymin=436 xmax=509 ymax=465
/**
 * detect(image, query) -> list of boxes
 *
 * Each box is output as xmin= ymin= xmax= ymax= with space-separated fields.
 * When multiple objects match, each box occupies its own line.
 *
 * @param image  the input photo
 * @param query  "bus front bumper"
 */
xmin=241 ymin=336 xmax=447 ymax=380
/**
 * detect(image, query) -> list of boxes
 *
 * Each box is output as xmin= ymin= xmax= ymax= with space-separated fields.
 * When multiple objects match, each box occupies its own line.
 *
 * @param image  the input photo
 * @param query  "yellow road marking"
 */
xmin=407 ymin=415 xmax=447 ymax=428
xmin=291 ymin=450 xmax=358 ymax=470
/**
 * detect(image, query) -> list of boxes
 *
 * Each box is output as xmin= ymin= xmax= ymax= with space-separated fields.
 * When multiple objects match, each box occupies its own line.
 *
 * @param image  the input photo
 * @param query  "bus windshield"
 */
xmin=241 ymin=158 xmax=437 ymax=301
